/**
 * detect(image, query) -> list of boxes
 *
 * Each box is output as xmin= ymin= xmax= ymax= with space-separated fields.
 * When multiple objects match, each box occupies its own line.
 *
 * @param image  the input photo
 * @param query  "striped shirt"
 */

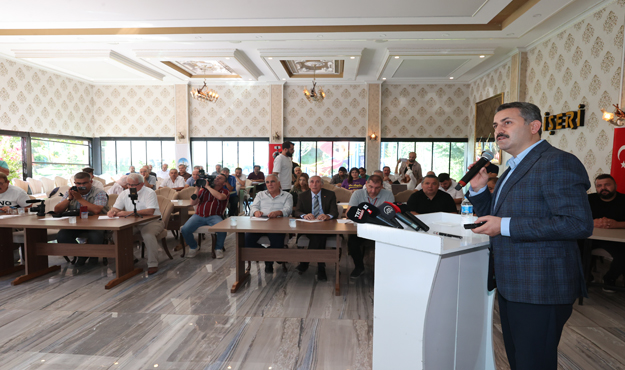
xmin=196 ymin=187 xmax=229 ymax=217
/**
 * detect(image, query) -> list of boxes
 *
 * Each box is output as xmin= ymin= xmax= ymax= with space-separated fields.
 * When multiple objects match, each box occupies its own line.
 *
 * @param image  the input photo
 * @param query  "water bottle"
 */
xmin=461 ymin=198 xmax=473 ymax=217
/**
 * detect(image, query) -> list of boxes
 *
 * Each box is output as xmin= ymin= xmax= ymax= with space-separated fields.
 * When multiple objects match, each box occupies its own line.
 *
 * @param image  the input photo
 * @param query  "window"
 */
xmin=380 ymin=140 xmax=467 ymax=182
xmin=0 ymin=134 xmax=24 ymax=182
xmin=190 ymin=139 xmax=269 ymax=175
xmin=288 ymin=140 xmax=365 ymax=176
xmin=31 ymin=137 xmax=91 ymax=178
xmin=100 ymin=138 xmax=175 ymax=176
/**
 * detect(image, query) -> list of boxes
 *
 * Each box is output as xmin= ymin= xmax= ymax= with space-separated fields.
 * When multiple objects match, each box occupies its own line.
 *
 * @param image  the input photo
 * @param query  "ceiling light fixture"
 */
xmin=190 ymin=66 xmax=219 ymax=103
xmin=382 ymin=78 xmax=386 ymax=80
xmin=268 ymin=57 xmax=273 ymax=60
xmin=479 ymin=55 xmax=485 ymax=58
xmin=449 ymin=77 xmax=454 ymax=80
xmin=602 ymin=104 xmax=625 ymax=126
xmin=394 ymin=56 xmax=400 ymax=59
xmin=303 ymin=62 xmax=326 ymax=103
xmin=350 ymin=56 xmax=355 ymax=59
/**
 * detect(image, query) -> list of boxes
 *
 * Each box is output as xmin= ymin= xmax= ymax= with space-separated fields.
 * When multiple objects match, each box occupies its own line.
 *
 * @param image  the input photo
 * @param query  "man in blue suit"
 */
xmin=467 ymin=102 xmax=593 ymax=370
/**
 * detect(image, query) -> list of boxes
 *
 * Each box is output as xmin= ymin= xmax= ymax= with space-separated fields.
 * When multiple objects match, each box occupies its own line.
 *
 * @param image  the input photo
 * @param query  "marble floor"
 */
xmin=0 ymin=232 xmax=623 ymax=370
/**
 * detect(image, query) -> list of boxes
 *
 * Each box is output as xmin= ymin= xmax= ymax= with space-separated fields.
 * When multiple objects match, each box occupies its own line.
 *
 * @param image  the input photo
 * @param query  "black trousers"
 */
xmin=57 ymin=229 xmax=106 ymax=258
xmin=299 ymin=234 xmax=328 ymax=269
xmin=348 ymin=235 xmax=365 ymax=269
xmin=590 ymin=240 xmax=625 ymax=282
xmin=498 ymin=294 xmax=572 ymax=370
xmin=228 ymin=195 xmax=239 ymax=217
xmin=245 ymin=232 xmax=285 ymax=265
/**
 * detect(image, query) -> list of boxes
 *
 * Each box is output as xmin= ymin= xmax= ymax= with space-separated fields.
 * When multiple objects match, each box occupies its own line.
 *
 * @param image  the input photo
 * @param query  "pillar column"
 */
xmin=174 ymin=84 xmax=190 ymax=165
xmin=270 ymin=84 xmax=284 ymax=144
xmin=509 ymin=49 xmax=528 ymax=102
xmin=367 ymin=82 xmax=382 ymax=173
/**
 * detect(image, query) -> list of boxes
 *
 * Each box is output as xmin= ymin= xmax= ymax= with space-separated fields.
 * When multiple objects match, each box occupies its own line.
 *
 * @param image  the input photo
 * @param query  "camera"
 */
xmin=128 ymin=187 xmax=138 ymax=201
xmin=195 ymin=169 xmax=215 ymax=188
xmin=70 ymin=186 xmax=78 ymax=192
xmin=26 ymin=199 xmax=46 ymax=216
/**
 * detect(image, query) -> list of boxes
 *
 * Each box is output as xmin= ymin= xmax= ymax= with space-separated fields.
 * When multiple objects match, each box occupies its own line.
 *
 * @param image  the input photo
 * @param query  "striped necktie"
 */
xmin=313 ymin=194 xmax=320 ymax=217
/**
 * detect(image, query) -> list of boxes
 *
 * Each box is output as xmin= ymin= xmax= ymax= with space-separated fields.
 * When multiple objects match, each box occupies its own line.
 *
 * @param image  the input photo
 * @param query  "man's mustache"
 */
xmin=497 ymin=134 xmax=509 ymax=140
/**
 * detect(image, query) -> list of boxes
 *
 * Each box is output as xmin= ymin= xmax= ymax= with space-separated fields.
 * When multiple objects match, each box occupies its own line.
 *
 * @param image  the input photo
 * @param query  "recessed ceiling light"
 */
xmin=350 ymin=56 xmax=355 ymax=59
xmin=225 ymin=57 xmax=230 ymax=60
xmin=317 ymin=35 xmax=323 ymax=38
xmin=268 ymin=57 xmax=273 ymax=60
xmin=282 ymin=78 xmax=285 ymax=80
xmin=382 ymin=78 xmax=387 ymax=80
xmin=449 ymin=77 xmax=454 ymax=80
xmin=479 ymin=55 xmax=485 ymax=58
xmin=507 ymin=33 xmax=515 ymax=36
xmin=229 ymin=40 xmax=242 ymax=44
xmin=256 ymin=36 xmax=263 ymax=39
xmin=249 ymin=78 xmax=252 ymax=80
xmin=380 ymin=34 xmax=386 ymax=37
xmin=442 ymin=33 xmax=450 ymax=37
xmin=533 ymin=13 xmax=542 ymax=18
xmin=394 ymin=56 xmax=399 ymax=59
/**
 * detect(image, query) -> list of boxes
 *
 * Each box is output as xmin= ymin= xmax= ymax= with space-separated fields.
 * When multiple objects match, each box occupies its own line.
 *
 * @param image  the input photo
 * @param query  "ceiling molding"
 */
xmin=259 ymin=48 xmax=363 ymax=81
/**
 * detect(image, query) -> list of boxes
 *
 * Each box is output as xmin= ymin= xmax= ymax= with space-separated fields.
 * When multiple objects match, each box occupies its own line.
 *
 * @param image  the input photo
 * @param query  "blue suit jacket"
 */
xmin=468 ymin=141 xmax=593 ymax=305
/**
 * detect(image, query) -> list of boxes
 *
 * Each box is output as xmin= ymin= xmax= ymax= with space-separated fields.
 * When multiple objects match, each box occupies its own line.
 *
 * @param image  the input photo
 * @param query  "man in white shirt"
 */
xmin=107 ymin=173 xmax=164 ymax=275
xmin=161 ymin=169 xmax=186 ymax=191
xmin=246 ymin=174 xmax=293 ymax=273
xmin=155 ymin=163 xmax=169 ymax=180
xmin=0 ymin=173 xmax=30 ymax=212
xmin=211 ymin=164 xmax=222 ymax=177
xmin=81 ymin=167 xmax=104 ymax=190
xmin=234 ymin=167 xmax=247 ymax=192
xmin=373 ymin=170 xmax=392 ymax=191
xmin=438 ymin=173 xmax=463 ymax=205
xmin=272 ymin=141 xmax=295 ymax=191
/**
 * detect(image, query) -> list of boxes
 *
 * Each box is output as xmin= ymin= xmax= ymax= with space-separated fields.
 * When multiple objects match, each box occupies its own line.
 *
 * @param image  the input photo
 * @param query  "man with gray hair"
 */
xmin=140 ymin=166 xmax=156 ymax=190
xmin=108 ymin=173 xmax=164 ymax=275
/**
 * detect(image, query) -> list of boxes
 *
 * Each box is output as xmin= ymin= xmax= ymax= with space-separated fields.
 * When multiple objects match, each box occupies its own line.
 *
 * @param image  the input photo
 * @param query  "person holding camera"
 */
xmin=180 ymin=173 xmax=230 ymax=258
xmin=54 ymin=172 xmax=110 ymax=266
xmin=107 ymin=173 xmax=163 ymax=274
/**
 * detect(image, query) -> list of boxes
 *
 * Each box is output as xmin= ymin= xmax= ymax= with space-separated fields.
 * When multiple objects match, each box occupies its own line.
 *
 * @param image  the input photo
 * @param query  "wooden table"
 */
xmin=211 ymin=217 xmax=357 ymax=296
xmin=580 ymin=228 xmax=625 ymax=303
xmin=0 ymin=213 xmax=159 ymax=289
xmin=167 ymin=199 xmax=194 ymax=239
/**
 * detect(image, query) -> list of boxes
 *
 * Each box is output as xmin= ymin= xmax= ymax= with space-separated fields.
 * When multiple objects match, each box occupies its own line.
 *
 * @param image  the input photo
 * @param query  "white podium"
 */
xmin=358 ymin=212 xmax=495 ymax=370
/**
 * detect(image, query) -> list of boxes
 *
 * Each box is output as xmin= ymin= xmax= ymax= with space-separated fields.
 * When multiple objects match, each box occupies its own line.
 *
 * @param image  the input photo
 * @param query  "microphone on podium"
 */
xmin=377 ymin=202 xmax=403 ymax=228
xmin=346 ymin=202 xmax=401 ymax=228
xmin=455 ymin=150 xmax=494 ymax=190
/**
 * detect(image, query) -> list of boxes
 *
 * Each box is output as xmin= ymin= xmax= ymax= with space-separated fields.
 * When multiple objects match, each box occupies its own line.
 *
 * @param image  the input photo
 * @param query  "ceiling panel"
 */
xmin=393 ymin=59 xmax=470 ymax=78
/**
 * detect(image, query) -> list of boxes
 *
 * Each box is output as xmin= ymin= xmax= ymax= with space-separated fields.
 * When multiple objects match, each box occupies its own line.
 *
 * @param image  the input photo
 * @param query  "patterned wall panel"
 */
xmin=91 ymin=85 xmax=175 ymax=137
xmin=524 ymin=0 xmax=625 ymax=184
xmin=189 ymin=84 xmax=271 ymax=138
xmin=0 ymin=57 xmax=94 ymax=137
xmin=283 ymin=84 xmax=368 ymax=138
xmin=381 ymin=84 xmax=471 ymax=139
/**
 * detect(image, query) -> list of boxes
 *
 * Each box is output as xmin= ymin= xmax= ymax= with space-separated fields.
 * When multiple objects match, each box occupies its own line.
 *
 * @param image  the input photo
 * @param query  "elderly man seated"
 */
xmin=186 ymin=168 xmax=200 ymax=187
xmin=54 ymin=171 xmax=109 ymax=266
xmin=246 ymin=174 xmax=293 ymax=273
xmin=107 ymin=173 xmax=164 ymax=275
xmin=155 ymin=163 xmax=169 ymax=180
xmin=140 ymin=166 xmax=157 ymax=190
xmin=161 ymin=168 xmax=186 ymax=191
xmin=108 ymin=175 xmax=128 ymax=195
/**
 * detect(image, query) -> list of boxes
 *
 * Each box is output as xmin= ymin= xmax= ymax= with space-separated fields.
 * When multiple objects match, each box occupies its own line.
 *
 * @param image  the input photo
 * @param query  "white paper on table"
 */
xmin=250 ymin=217 xmax=269 ymax=221
xmin=99 ymin=216 xmax=119 ymax=220
xmin=0 ymin=214 xmax=19 ymax=219
xmin=296 ymin=219 xmax=323 ymax=223
xmin=39 ymin=217 xmax=70 ymax=220
xmin=337 ymin=219 xmax=354 ymax=224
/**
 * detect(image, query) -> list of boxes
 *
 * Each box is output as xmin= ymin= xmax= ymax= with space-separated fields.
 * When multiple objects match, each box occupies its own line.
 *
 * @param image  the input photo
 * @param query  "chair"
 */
xmin=155 ymin=187 xmax=177 ymax=200
xmin=136 ymin=195 xmax=175 ymax=261
xmin=11 ymin=178 xmax=30 ymax=193
xmin=175 ymin=186 xmax=196 ymax=200
xmin=38 ymin=177 xmax=56 ymax=194
xmin=155 ymin=178 xmax=163 ymax=189
xmin=54 ymin=176 xmax=68 ymax=187
xmin=330 ymin=186 xmax=353 ymax=203
xmin=47 ymin=185 xmax=70 ymax=199
xmin=107 ymin=194 xmax=118 ymax=209
xmin=103 ymin=185 xmax=112 ymax=193
xmin=321 ymin=176 xmax=331 ymax=184
xmin=394 ymin=189 xmax=415 ymax=203
xmin=26 ymin=178 xmax=46 ymax=199
xmin=93 ymin=176 xmax=106 ymax=186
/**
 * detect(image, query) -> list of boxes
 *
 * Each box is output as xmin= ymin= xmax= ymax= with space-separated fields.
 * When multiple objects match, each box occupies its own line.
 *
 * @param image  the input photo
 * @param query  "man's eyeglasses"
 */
xmin=74 ymin=181 xmax=90 ymax=186
xmin=127 ymin=182 xmax=140 ymax=187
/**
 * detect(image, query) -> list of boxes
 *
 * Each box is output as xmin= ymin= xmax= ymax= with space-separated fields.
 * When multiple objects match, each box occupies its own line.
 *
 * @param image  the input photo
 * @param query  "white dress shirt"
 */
xmin=113 ymin=186 xmax=161 ymax=216
xmin=161 ymin=176 xmax=186 ymax=189
xmin=250 ymin=190 xmax=293 ymax=217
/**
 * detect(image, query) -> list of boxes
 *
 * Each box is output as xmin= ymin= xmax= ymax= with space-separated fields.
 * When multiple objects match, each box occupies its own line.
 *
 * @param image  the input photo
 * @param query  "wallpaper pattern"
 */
xmin=0 ymin=57 xmax=93 ymax=137
xmin=525 ymin=0 xmax=625 ymax=183
xmin=188 ymin=84 xmax=271 ymax=138
xmin=283 ymin=84 xmax=368 ymax=138
xmin=381 ymin=84 xmax=471 ymax=138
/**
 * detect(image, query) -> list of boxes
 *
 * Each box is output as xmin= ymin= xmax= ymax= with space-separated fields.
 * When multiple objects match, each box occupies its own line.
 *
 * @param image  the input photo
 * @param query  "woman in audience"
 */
xmin=341 ymin=167 xmax=367 ymax=191
xmin=290 ymin=173 xmax=310 ymax=206
xmin=107 ymin=175 xmax=128 ymax=195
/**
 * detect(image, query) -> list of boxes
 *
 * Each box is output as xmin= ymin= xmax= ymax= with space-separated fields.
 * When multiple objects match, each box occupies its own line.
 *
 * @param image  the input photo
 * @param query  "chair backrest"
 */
xmin=26 ymin=178 xmax=43 ymax=194
xmin=175 ymin=186 xmax=196 ymax=200
xmin=54 ymin=176 xmax=68 ymax=187
xmin=93 ymin=176 xmax=106 ymax=186
xmin=322 ymin=182 xmax=337 ymax=190
xmin=321 ymin=176 xmax=331 ymax=184
xmin=155 ymin=187 xmax=177 ymax=200
xmin=394 ymin=189 xmax=414 ymax=203
xmin=107 ymin=194 xmax=118 ymax=209
xmin=155 ymin=178 xmax=163 ymax=189
xmin=331 ymin=186 xmax=353 ymax=203
xmin=44 ymin=195 xmax=64 ymax=211
xmin=157 ymin=195 xmax=175 ymax=227
xmin=47 ymin=185 xmax=70 ymax=198
xmin=39 ymin=177 xmax=56 ymax=194
xmin=11 ymin=178 xmax=30 ymax=193
xmin=103 ymin=185 xmax=112 ymax=193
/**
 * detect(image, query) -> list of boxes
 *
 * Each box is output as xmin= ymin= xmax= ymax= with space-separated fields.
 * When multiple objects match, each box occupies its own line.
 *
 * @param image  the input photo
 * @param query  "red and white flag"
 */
xmin=610 ymin=127 xmax=625 ymax=192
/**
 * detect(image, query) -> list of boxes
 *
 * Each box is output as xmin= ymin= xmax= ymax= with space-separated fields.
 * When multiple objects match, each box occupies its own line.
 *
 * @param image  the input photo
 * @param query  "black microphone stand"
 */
xmin=124 ymin=198 xmax=143 ymax=218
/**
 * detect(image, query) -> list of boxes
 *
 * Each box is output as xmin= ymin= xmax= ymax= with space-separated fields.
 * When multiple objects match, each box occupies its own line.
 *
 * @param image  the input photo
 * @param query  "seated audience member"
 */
xmin=416 ymin=171 xmax=436 ymax=191
xmin=107 ymin=173 xmax=164 ymax=274
xmin=407 ymin=174 xmax=457 ymax=215
xmin=186 ymin=169 xmax=200 ymax=187
xmin=438 ymin=173 xmax=463 ymax=205
xmin=382 ymin=166 xmax=397 ymax=185
xmin=248 ymin=165 xmax=265 ymax=182
xmin=359 ymin=167 xmax=369 ymax=180
xmin=161 ymin=169 xmax=186 ymax=191
xmin=246 ymin=174 xmax=293 ymax=273
xmin=140 ymin=166 xmax=157 ymax=190
xmin=148 ymin=164 xmax=157 ymax=178
xmin=292 ymin=166 xmax=303 ymax=185
xmin=221 ymin=168 xmax=239 ymax=216
xmin=290 ymin=173 xmax=310 ymax=206
xmin=586 ymin=174 xmax=625 ymax=291
xmin=341 ymin=167 xmax=367 ymax=191
xmin=347 ymin=175 xmax=395 ymax=278
xmin=81 ymin=167 xmax=104 ymax=190
xmin=211 ymin=164 xmax=222 ymax=176
xmin=0 ymin=158 xmax=9 ymax=175
xmin=181 ymin=173 xmax=229 ymax=259
xmin=486 ymin=162 xmax=499 ymax=177
xmin=293 ymin=175 xmax=339 ymax=281
xmin=487 ymin=177 xmax=498 ymax=193
xmin=373 ymin=170 xmax=392 ymax=191
xmin=234 ymin=167 xmax=247 ymax=193
xmin=178 ymin=164 xmax=191 ymax=181
xmin=0 ymin=173 xmax=30 ymax=212
xmin=126 ymin=166 xmax=136 ymax=175
xmin=108 ymin=175 xmax=128 ymax=195
xmin=330 ymin=167 xmax=348 ymax=185
xmin=54 ymin=172 xmax=109 ymax=266
xmin=155 ymin=163 xmax=169 ymax=179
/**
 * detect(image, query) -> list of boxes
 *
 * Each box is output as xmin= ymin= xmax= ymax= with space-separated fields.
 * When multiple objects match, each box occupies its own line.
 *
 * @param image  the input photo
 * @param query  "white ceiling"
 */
xmin=0 ymin=0 xmax=609 ymax=85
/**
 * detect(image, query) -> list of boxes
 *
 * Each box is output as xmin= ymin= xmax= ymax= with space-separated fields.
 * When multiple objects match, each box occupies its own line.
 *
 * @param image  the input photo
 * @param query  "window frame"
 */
xmin=380 ymin=137 xmax=468 ymax=177
xmin=99 ymin=137 xmax=175 ymax=175
xmin=285 ymin=137 xmax=366 ymax=177
xmin=190 ymin=138 xmax=270 ymax=174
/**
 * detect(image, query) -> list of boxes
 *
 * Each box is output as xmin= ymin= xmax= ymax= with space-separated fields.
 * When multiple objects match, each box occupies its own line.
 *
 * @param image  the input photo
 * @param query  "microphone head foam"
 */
xmin=481 ymin=150 xmax=494 ymax=161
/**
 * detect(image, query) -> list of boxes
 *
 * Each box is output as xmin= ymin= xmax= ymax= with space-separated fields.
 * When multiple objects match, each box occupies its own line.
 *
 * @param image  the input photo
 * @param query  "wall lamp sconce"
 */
xmin=177 ymin=131 xmax=185 ymax=140
xmin=601 ymin=104 xmax=625 ymax=126
xmin=273 ymin=131 xmax=281 ymax=141
xmin=369 ymin=132 xmax=378 ymax=141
